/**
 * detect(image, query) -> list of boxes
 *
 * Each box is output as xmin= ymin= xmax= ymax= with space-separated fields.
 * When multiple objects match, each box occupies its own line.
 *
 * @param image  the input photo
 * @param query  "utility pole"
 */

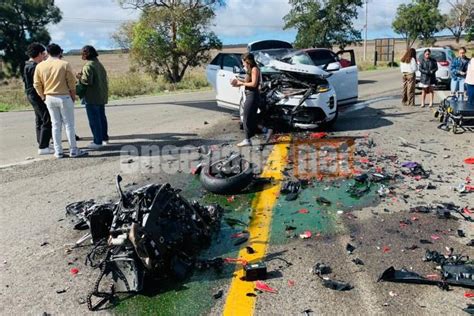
xmin=363 ymin=0 xmax=368 ymax=61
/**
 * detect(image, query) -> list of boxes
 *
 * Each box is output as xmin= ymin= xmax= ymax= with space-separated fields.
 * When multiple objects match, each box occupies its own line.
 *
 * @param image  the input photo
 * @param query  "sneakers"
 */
xmin=38 ymin=148 xmax=54 ymax=155
xmin=70 ymin=149 xmax=88 ymax=158
xmin=237 ymin=139 xmax=252 ymax=147
xmin=102 ymin=141 xmax=109 ymax=145
xmin=54 ymin=152 xmax=64 ymax=159
xmin=87 ymin=142 xmax=103 ymax=149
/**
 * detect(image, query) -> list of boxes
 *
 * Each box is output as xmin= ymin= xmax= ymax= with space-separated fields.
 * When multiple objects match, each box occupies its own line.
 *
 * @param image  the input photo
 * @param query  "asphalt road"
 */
xmin=1 ymin=68 xmax=472 ymax=315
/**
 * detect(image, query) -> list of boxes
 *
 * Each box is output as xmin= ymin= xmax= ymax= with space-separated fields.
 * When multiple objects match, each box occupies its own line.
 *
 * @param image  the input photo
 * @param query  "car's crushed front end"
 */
xmin=256 ymin=53 xmax=338 ymax=129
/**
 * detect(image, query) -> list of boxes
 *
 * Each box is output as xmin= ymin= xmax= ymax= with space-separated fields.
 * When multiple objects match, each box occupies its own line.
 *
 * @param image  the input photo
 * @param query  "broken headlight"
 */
xmin=316 ymin=84 xmax=330 ymax=94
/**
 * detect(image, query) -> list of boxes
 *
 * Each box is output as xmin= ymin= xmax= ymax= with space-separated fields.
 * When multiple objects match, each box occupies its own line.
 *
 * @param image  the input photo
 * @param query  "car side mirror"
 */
xmin=326 ymin=63 xmax=341 ymax=71
xmin=233 ymin=65 xmax=245 ymax=74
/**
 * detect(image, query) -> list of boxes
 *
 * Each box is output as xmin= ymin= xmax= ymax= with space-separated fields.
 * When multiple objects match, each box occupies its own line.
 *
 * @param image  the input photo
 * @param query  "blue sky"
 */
xmin=48 ymin=0 xmax=452 ymax=52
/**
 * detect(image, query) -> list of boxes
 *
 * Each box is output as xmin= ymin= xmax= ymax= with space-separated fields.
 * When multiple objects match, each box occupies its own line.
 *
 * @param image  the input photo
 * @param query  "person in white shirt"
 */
xmin=399 ymin=48 xmax=417 ymax=106
xmin=465 ymin=58 xmax=474 ymax=108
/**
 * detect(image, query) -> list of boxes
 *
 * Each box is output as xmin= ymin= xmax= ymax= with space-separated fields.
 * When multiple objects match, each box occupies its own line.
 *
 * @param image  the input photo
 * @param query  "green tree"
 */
xmin=0 ymin=0 xmax=62 ymax=76
xmin=117 ymin=0 xmax=222 ymax=83
xmin=392 ymin=0 xmax=444 ymax=48
xmin=445 ymin=0 xmax=474 ymax=43
xmin=283 ymin=0 xmax=363 ymax=49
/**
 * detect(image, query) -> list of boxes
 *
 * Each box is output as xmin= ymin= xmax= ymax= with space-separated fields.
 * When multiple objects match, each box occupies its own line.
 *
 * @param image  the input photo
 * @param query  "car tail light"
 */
xmin=439 ymin=61 xmax=449 ymax=66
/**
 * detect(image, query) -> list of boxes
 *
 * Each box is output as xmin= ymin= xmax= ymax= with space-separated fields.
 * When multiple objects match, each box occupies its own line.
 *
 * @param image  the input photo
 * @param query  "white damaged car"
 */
xmin=206 ymin=41 xmax=358 ymax=129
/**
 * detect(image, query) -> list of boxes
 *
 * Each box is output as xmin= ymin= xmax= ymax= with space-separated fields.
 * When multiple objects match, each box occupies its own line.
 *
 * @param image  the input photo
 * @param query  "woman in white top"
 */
xmin=465 ymin=58 xmax=474 ymax=108
xmin=400 ymin=48 xmax=418 ymax=106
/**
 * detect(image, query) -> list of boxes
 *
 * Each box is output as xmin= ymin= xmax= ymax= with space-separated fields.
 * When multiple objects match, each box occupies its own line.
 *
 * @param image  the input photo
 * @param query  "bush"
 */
xmin=108 ymin=72 xmax=156 ymax=97
xmin=108 ymin=70 xmax=209 ymax=98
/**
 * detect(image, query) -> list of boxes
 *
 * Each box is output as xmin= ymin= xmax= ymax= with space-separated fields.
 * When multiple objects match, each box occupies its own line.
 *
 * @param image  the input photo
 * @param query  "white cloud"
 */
xmin=47 ymin=0 xmax=454 ymax=49
xmin=212 ymin=0 xmax=291 ymax=37
xmin=47 ymin=0 xmax=139 ymax=50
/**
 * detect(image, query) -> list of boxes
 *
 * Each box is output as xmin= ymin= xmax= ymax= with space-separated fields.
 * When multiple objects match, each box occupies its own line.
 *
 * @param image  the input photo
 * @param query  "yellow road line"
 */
xmin=223 ymin=137 xmax=290 ymax=316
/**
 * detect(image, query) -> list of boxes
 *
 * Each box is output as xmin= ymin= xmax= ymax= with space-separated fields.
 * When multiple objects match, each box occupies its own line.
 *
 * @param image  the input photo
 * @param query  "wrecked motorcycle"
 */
xmin=66 ymin=175 xmax=224 ymax=310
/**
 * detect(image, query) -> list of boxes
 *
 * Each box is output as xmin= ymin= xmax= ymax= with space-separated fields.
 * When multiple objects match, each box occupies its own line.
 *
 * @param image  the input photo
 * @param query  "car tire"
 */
xmin=199 ymin=159 xmax=254 ymax=194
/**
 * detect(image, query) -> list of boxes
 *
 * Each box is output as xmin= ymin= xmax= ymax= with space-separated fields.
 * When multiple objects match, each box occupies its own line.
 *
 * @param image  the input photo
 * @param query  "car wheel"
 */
xmin=199 ymin=158 xmax=254 ymax=194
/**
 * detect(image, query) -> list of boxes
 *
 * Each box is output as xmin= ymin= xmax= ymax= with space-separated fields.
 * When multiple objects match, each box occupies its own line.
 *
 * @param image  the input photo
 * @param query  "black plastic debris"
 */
xmin=458 ymin=230 xmax=466 ymax=238
xmin=246 ymin=246 xmax=256 ymax=254
xmin=316 ymin=197 xmax=332 ymax=205
xmin=378 ymin=267 xmax=443 ymax=286
xmin=401 ymin=162 xmax=430 ymax=179
xmin=302 ymin=309 xmax=314 ymax=316
xmin=347 ymin=182 xmax=371 ymax=198
xmin=281 ymin=180 xmax=301 ymax=194
xmin=410 ymin=206 xmax=432 ymax=213
xmin=463 ymin=304 xmax=474 ymax=314
xmin=213 ymin=289 xmax=223 ymax=299
xmin=66 ymin=175 xmax=224 ymax=311
xmin=420 ymin=239 xmax=433 ymax=244
xmin=346 ymin=243 xmax=356 ymax=255
xmin=468 ymin=240 xmax=474 ymax=247
xmin=322 ymin=279 xmax=353 ymax=291
xmin=312 ymin=262 xmax=331 ymax=276
xmin=354 ymin=174 xmax=369 ymax=183
xmin=244 ymin=262 xmax=267 ymax=281
xmin=352 ymin=258 xmax=364 ymax=265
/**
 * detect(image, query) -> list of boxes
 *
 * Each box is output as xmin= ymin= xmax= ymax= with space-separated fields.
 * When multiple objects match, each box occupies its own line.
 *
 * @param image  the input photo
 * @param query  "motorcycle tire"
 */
xmin=199 ymin=159 xmax=254 ymax=194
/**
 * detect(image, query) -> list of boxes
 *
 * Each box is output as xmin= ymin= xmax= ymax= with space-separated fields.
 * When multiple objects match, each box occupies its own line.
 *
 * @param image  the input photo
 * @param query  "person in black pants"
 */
xmin=231 ymin=53 xmax=271 ymax=147
xmin=23 ymin=43 xmax=53 ymax=155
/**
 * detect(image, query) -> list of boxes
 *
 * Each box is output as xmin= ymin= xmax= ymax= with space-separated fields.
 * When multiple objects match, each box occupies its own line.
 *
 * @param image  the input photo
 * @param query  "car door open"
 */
xmin=335 ymin=49 xmax=358 ymax=104
xmin=215 ymin=54 xmax=243 ymax=110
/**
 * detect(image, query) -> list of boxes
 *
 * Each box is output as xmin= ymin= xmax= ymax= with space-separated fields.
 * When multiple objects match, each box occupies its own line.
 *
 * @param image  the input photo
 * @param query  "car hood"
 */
xmin=255 ymin=51 xmax=331 ymax=79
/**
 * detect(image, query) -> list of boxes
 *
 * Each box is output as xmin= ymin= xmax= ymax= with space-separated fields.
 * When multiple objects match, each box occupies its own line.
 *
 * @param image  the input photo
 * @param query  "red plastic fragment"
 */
xmin=288 ymin=280 xmax=295 ymax=287
xmin=464 ymin=207 xmax=473 ymax=215
xmin=298 ymin=209 xmax=309 ymax=214
xmin=431 ymin=234 xmax=441 ymax=240
xmin=231 ymin=232 xmax=247 ymax=238
xmin=465 ymin=291 xmax=474 ymax=298
xmin=382 ymin=246 xmax=390 ymax=253
xmin=224 ymin=258 xmax=248 ymax=266
xmin=255 ymin=281 xmax=278 ymax=293
xmin=309 ymin=132 xmax=327 ymax=139
xmin=359 ymin=158 xmax=370 ymax=164
xmin=227 ymin=195 xmax=235 ymax=202
xmin=299 ymin=231 xmax=312 ymax=239
xmin=426 ymin=274 xmax=441 ymax=280
xmin=464 ymin=157 xmax=474 ymax=164
xmin=70 ymin=268 xmax=79 ymax=275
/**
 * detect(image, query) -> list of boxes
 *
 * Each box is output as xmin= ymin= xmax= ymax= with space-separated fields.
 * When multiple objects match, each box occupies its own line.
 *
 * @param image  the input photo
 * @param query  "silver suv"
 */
xmin=415 ymin=47 xmax=456 ymax=88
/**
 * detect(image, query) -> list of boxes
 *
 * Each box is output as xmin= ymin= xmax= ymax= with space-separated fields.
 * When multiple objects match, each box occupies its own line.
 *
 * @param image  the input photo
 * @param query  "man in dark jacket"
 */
xmin=23 ymin=43 xmax=52 ymax=155
xmin=418 ymin=49 xmax=438 ymax=108
xmin=77 ymin=45 xmax=109 ymax=149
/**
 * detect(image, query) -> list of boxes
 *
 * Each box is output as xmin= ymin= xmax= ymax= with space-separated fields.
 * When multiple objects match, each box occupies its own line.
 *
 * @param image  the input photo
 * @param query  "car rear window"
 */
xmin=416 ymin=50 xmax=447 ymax=62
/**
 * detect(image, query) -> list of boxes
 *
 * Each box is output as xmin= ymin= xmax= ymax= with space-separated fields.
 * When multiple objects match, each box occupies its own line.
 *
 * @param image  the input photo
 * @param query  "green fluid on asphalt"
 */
xmin=115 ymin=177 xmax=382 ymax=315
xmin=270 ymin=179 xmax=381 ymax=244
xmin=115 ymin=177 xmax=255 ymax=316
